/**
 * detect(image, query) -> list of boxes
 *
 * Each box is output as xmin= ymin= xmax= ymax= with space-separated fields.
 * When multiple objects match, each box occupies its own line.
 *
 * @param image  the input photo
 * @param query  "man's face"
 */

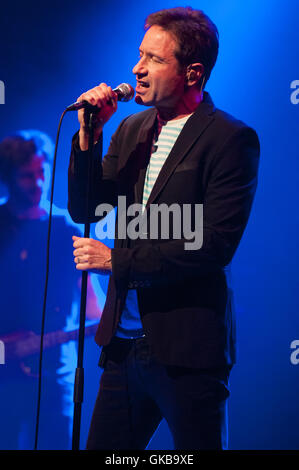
xmin=132 ymin=25 xmax=186 ymax=109
xmin=10 ymin=154 xmax=48 ymax=208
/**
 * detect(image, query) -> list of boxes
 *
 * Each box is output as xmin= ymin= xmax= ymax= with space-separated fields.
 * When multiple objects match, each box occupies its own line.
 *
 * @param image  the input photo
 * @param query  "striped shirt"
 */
xmin=115 ymin=113 xmax=193 ymax=339
xmin=142 ymin=114 xmax=192 ymax=209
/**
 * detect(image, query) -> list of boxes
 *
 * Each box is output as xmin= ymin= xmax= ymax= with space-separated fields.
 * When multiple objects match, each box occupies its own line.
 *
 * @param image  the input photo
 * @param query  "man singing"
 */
xmin=68 ymin=7 xmax=260 ymax=449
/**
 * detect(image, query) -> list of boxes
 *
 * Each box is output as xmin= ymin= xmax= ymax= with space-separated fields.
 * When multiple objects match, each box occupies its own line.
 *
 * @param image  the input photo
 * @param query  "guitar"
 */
xmin=0 ymin=322 xmax=98 ymax=377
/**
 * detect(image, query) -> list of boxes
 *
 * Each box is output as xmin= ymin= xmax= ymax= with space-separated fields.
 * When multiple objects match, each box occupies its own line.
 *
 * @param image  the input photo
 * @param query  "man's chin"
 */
xmin=27 ymin=194 xmax=42 ymax=206
xmin=135 ymin=94 xmax=153 ymax=107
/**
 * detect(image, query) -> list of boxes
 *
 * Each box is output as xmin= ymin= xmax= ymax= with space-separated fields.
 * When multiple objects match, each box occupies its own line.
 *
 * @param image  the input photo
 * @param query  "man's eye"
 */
xmin=151 ymin=56 xmax=163 ymax=63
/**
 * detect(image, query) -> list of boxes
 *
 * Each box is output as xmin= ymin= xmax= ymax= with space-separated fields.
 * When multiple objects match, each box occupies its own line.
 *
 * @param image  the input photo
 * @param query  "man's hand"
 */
xmin=77 ymin=83 xmax=118 ymax=151
xmin=72 ymin=236 xmax=112 ymax=275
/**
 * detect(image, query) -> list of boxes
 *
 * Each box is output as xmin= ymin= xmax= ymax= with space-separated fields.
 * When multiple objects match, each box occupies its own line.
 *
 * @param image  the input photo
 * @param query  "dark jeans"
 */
xmin=86 ymin=335 xmax=230 ymax=450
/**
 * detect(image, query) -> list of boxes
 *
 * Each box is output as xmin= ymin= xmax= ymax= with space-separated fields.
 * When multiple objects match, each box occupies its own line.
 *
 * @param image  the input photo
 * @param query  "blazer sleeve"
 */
xmin=111 ymin=126 xmax=260 ymax=285
xmin=67 ymin=118 xmax=128 ymax=224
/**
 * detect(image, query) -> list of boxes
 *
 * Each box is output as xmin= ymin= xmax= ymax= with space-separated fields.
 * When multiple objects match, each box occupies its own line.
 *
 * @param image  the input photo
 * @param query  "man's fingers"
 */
xmin=79 ymin=84 xmax=115 ymax=109
xmin=72 ymin=237 xmax=111 ymax=275
xmin=72 ymin=236 xmax=91 ymax=248
xmin=73 ymin=248 xmax=88 ymax=256
xmin=72 ymin=236 xmax=106 ymax=249
xmin=75 ymin=256 xmax=89 ymax=265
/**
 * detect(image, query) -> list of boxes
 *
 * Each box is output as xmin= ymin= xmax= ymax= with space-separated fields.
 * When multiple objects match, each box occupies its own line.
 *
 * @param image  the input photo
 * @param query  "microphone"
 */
xmin=66 ymin=83 xmax=135 ymax=111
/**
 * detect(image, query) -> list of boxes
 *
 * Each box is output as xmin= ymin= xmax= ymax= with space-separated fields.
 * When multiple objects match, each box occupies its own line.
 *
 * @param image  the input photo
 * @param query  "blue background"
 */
xmin=0 ymin=0 xmax=298 ymax=449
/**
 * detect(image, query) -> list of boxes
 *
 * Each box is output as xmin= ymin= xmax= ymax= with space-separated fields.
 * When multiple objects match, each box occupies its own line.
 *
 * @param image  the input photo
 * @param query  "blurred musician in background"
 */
xmin=0 ymin=130 xmax=101 ymax=449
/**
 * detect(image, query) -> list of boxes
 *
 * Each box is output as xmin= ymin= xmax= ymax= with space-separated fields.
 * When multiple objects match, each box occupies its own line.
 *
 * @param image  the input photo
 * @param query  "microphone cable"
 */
xmin=34 ymin=108 xmax=68 ymax=450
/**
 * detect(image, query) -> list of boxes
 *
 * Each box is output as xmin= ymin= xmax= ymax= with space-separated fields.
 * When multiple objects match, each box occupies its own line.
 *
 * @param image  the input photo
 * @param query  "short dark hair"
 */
xmin=0 ymin=130 xmax=53 ymax=182
xmin=145 ymin=7 xmax=219 ymax=87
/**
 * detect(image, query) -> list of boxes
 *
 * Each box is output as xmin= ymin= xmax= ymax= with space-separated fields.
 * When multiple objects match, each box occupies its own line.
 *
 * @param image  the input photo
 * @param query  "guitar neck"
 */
xmin=3 ymin=323 xmax=99 ymax=360
xmin=43 ymin=324 xmax=98 ymax=349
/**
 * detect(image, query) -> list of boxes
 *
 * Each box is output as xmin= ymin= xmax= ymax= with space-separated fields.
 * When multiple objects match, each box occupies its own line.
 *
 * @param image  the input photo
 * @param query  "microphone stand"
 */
xmin=72 ymin=111 xmax=95 ymax=451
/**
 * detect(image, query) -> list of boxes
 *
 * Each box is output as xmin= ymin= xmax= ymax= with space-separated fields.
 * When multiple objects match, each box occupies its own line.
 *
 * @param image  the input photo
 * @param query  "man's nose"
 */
xmin=132 ymin=57 xmax=147 ymax=76
xmin=35 ymin=174 xmax=45 ymax=188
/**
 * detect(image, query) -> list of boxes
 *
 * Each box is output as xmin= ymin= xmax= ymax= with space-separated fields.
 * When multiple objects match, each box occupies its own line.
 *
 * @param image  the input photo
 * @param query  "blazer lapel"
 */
xmin=133 ymin=108 xmax=157 ymax=204
xmin=145 ymin=92 xmax=216 ymax=209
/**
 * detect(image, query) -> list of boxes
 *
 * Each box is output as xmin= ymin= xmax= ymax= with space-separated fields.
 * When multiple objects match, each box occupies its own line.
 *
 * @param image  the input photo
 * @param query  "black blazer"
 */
xmin=68 ymin=92 xmax=260 ymax=369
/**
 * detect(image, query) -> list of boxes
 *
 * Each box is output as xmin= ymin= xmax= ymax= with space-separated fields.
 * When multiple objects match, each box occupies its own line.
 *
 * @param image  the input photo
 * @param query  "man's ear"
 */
xmin=185 ymin=63 xmax=205 ymax=87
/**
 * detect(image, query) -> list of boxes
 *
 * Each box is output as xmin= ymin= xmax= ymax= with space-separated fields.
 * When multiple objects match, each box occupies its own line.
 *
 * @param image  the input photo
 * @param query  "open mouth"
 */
xmin=136 ymin=81 xmax=150 ymax=90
